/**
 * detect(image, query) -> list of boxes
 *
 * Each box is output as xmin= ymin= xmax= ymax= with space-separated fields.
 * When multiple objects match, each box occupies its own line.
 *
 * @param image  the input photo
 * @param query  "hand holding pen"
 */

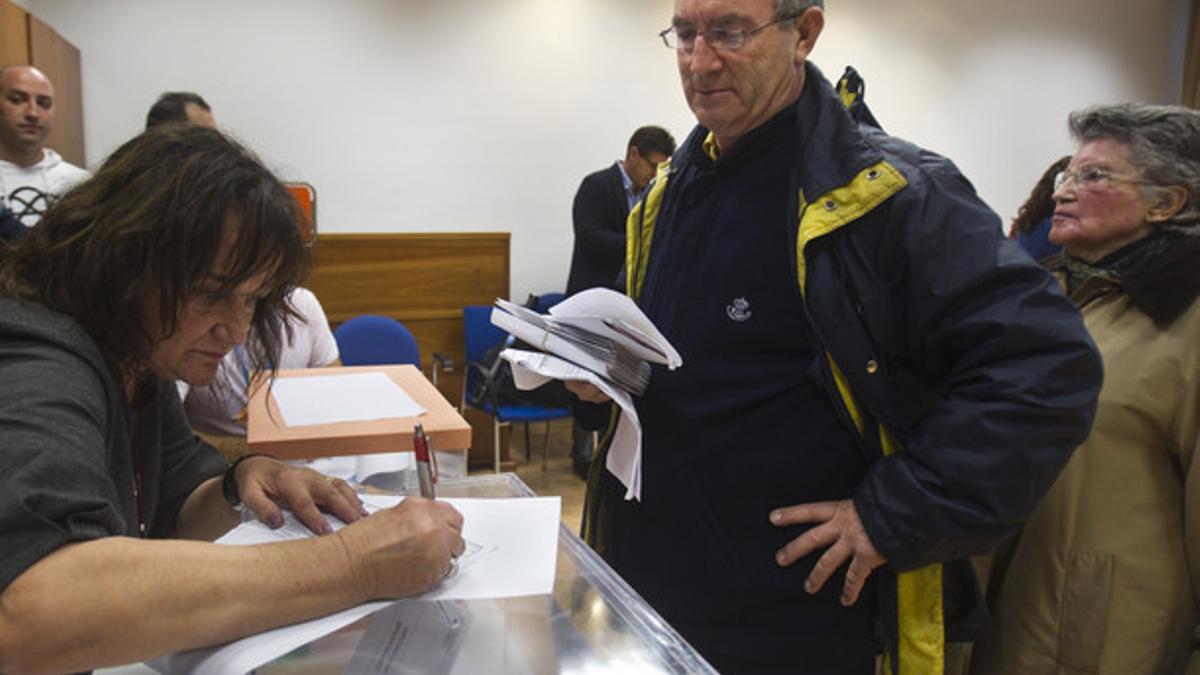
xmin=413 ymin=423 xmax=458 ymax=579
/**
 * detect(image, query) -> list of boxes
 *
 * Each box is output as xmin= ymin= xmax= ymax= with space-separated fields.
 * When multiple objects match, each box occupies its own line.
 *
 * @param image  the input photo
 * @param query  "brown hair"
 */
xmin=1011 ymin=155 xmax=1070 ymax=236
xmin=0 ymin=124 xmax=309 ymax=386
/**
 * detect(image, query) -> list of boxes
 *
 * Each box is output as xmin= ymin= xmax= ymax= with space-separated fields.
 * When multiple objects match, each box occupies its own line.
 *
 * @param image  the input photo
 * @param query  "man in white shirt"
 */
xmin=0 ymin=65 xmax=89 ymax=230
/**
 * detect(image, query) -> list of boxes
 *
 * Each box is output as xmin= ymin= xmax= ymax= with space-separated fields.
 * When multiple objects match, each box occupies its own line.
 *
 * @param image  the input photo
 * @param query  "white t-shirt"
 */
xmin=0 ymin=149 xmax=90 ymax=228
xmin=181 ymin=287 xmax=339 ymax=436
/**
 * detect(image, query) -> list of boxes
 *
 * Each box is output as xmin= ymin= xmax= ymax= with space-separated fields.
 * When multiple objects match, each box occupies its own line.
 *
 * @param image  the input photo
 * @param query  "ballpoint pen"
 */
xmin=413 ymin=422 xmax=436 ymax=499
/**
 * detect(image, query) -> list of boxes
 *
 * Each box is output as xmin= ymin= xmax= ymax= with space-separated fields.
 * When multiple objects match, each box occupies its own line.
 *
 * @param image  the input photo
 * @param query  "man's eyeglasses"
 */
xmin=1053 ymin=166 xmax=1152 ymax=192
xmin=659 ymin=15 xmax=799 ymax=52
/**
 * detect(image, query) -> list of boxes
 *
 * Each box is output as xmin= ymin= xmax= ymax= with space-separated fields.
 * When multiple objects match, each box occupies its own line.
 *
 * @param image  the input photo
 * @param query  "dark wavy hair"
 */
xmin=0 ymin=124 xmax=309 ymax=387
xmin=1012 ymin=155 xmax=1071 ymax=236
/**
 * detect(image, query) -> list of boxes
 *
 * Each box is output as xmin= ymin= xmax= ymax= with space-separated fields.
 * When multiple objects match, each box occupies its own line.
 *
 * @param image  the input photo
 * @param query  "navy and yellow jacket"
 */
xmin=583 ymin=64 xmax=1103 ymax=673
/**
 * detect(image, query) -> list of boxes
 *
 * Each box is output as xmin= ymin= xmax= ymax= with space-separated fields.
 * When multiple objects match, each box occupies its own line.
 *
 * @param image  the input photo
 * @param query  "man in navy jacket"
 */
xmin=570 ymin=1 xmax=1103 ymax=673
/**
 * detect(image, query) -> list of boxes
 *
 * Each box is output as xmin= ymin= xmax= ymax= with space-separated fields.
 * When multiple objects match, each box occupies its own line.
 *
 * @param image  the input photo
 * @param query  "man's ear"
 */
xmin=1147 ymin=185 xmax=1188 ymax=223
xmin=794 ymin=6 xmax=825 ymax=64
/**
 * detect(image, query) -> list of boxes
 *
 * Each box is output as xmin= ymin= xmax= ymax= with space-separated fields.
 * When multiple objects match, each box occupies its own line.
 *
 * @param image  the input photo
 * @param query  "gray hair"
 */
xmin=775 ymin=0 xmax=823 ymax=20
xmin=1069 ymin=102 xmax=1200 ymax=233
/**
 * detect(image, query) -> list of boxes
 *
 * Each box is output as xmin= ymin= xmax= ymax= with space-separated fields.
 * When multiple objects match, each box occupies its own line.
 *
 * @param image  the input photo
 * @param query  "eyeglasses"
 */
xmin=659 ymin=15 xmax=799 ymax=52
xmin=1054 ymin=166 xmax=1152 ymax=192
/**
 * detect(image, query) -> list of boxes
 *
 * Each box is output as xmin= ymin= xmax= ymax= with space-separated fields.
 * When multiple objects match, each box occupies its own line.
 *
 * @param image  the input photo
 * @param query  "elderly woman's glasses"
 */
xmin=1054 ymin=166 xmax=1152 ymax=192
xmin=660 ymin=15 xmax=799 ymax=52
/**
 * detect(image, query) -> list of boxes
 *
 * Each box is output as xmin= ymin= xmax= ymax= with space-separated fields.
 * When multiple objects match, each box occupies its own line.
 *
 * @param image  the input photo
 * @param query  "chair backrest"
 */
xmin=283 ymin=182 xmax=317 ymax=245
xmin=333 ymin=315 xmax=420 ymax=366
xmin=462 ymin=305 xmax=509 ymax=401
xmin=532 ymin=291 xmax=566 ymax=314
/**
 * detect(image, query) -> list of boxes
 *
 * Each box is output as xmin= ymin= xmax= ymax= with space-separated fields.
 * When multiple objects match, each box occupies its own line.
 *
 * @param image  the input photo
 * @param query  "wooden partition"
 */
xmin=306 ymin=232 xmax=512 ymax=469
xmin=306 ymin=231 xmax=509 ymax=401
xmin=0 ymin=1 xmax=28 ymax=67
xmin=27 ymin=15 xmax=84 ymax=168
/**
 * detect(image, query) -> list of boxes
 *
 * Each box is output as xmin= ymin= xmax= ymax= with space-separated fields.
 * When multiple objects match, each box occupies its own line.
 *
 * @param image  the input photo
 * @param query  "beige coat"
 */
xmin=971 ymin=275 xmax=1200 ymax=675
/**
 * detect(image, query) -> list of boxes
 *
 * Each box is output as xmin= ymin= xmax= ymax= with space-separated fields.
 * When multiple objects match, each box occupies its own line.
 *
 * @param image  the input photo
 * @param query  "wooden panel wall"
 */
xmin=28 ymin=15 xmax=85 ymax=167
xmin=306 ymin=232 xmax=510 ymax=407
xmin=1186 ymin=0 xmax=1200 ymax=108
xmin=0 ymin=0 xmax=28 ymax=67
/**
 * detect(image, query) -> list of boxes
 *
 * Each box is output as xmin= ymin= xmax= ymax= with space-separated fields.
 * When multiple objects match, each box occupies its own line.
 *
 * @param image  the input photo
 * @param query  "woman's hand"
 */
xmin=335 ymin=497 xmax=466 ymax=599
xmin=234 ymin=456 xmax=368 ymax=535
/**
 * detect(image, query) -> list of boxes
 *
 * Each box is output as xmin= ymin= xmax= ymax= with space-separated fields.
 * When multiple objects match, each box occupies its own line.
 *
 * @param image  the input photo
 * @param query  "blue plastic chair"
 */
xmin=333 ymin=315 xmax=420 ymax=367
xmin=462 ymin=305 xmax=571 ymax=472
xmin=533 ymin=291 xmax=566 ymax=314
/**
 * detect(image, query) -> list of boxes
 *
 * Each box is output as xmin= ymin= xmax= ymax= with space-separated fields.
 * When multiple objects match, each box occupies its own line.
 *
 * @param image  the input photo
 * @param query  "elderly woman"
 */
xmin=0 ymin=125 xmax=464 ymax=673
xmin=971 ymin=103 xmax=1200 ymax=674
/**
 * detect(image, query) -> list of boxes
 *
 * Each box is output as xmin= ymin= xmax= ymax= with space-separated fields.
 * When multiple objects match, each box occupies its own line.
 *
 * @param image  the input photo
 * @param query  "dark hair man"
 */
xmin=146 ymin=91 xmax=216 ymax=129
xmin=567 ymin=0 xmax=1103 ymax=672
xmin=564 ymin=124 xmax=676 ymax=477
xmin=0 ymin=64 xmax=89 ymax=232
xmin=0 ymin=125 xmax=464 ymax=672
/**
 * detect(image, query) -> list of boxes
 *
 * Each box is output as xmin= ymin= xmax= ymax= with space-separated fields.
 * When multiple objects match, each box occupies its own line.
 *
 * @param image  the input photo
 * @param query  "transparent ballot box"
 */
xmin=257 ymin=473 xmax=717 ymax=674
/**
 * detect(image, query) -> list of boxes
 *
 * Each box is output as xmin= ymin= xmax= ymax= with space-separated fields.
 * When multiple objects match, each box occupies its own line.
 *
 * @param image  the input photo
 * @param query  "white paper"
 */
xmin=345 ymin=600 xmax=471 ymax=675
xmin=298 ymin=452 xmax=416 ymax=482
xmin=151 ymin=494 xmax=560 ymax=675
xmin=501 ymin=348 xmax=642 ymax=500
xmin=548 ymin=287 xmax=682 ymax=369
xmin=270 ymin=372 xmax=425 ymax=426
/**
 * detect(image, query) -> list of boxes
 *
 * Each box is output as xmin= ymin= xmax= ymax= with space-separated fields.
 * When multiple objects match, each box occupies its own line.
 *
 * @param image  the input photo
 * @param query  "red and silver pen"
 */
xmin=413 ymin=422 xmax=436 ymax=499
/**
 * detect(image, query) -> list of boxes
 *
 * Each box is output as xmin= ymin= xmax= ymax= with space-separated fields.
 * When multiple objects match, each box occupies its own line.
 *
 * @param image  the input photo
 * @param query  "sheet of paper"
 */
xmin=346 ymin=600 xmax=472 ymax=675
xmin=501 ymin=348 xmax=642 ymax=500
xmin=151 ymin=494 xmax=560 ymax=675
xmin=299 ymin=452 xmax=416 ymax=482
xmin=269 ymin=372 xmax=425 ymax=426
xmin=548 ymin=287 xmax=682 ymax=369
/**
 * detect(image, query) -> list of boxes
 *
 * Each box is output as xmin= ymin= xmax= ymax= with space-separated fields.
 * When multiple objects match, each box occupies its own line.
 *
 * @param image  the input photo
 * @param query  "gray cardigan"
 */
xmin=0 ymin=297 xmax=228 ymax=592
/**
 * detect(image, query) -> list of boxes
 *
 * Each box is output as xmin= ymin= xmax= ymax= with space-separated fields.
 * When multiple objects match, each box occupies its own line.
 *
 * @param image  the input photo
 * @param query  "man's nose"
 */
xmin=687 ymin=36 xmax=724 ymax=75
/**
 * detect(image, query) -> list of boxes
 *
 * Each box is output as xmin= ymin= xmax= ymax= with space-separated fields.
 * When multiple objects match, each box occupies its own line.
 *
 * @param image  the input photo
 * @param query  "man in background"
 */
xmin=564 ymin=125 xmax=675 ymax=477
xmin=146 ymin=91 xmax=217 ymax=129
xmin=147 ymin=93 xmax=340 ymax=459
xmin=0 ymin=65 xmax=89 ymax=232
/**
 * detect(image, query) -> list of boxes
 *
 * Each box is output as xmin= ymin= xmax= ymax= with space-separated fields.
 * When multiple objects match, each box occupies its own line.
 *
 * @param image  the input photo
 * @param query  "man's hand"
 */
xmin=335 ymin=497 xmax=466 ymax=599
xmin=565 ymin=380 xmax=611 ymax=404
xmin=235 ymin=456 xmax=368 ymax=535
xmin=770 ymin=499 xmax=886 ymax=607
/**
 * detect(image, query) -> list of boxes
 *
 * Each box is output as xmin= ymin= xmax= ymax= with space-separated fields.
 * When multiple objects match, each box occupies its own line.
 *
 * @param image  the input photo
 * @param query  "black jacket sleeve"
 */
xmin=846 ymin=153 xmax=1103 ymax=571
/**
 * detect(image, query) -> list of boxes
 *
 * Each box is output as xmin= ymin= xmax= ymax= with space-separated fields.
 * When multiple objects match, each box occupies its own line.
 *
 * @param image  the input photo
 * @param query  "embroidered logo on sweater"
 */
xmin=726 ymin=297 xmax=752 ymax=322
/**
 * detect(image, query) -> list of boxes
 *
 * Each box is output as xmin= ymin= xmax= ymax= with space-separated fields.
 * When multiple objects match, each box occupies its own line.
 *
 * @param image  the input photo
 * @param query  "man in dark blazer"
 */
xmin=565 ymin=125 xmax=676 ymax=477
xmin=566 ymin=126 xmax=676 ymax=296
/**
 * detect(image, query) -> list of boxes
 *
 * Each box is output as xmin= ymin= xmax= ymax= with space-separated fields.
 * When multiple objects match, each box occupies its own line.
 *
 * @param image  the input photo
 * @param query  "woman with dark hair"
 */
xmin=971 ymin=103 xmax=1200 ymax=674
xmin=0 ymin=125 xmax=464 ymax=673
xmin=1010 ymin=155 xmax=1070 ymax=261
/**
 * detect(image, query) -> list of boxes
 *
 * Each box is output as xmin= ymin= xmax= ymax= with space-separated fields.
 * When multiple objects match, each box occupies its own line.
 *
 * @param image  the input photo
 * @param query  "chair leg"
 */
xmin=524 ymin=423 xmax=532 ymax=461
xmin=493 ymin=417 xmax=501 ymax=474
xmin=541 ymin=421 xmax=552 ymax=470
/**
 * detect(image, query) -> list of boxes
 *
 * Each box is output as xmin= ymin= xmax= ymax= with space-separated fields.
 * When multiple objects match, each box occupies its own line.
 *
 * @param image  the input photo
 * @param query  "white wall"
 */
xmin=27 ymin=0 xmax=1187 ymax=301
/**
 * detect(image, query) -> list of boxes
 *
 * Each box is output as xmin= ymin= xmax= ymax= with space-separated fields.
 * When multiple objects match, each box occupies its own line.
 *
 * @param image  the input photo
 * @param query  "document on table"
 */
xmin=149 ymin=494 xmax=560 ymax=675
xmin=270 ymin=372 xmax=425 ymax=426
xmin=299 ymin=452 xmax=416 ymax=483
xmin=500 ymin=348 xmax=642 ymax=501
